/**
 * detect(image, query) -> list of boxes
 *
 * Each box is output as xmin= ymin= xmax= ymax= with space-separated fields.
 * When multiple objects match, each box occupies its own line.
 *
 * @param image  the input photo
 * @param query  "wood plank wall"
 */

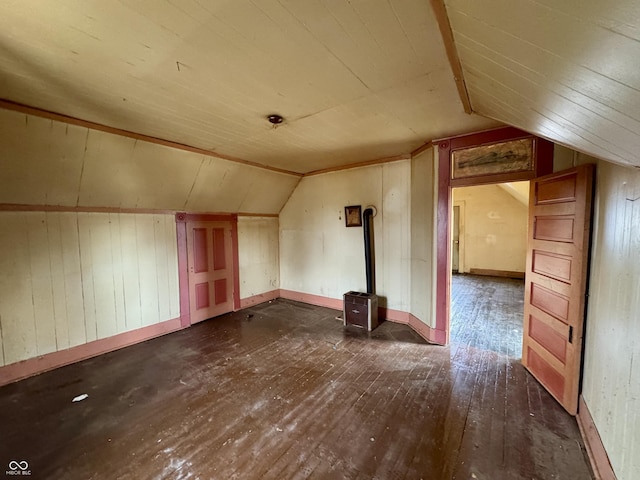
xmin=581 ymin=159 xmax=640 ymax=478
xmin=0 ymin=211 xmax=180 ymax=367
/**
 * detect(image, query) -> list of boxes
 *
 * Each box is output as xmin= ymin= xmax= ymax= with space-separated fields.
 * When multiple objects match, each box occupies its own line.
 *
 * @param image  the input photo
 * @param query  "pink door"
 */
xmin=186 ymin=221 xmax=235 ymax=323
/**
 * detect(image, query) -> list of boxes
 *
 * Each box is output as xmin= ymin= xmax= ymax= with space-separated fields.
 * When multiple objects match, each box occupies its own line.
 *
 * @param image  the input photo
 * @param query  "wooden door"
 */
xmin=186 ymin=221 xmax=235 ymax=323
xmin=522 ymin=165 xmax=594 ymax=415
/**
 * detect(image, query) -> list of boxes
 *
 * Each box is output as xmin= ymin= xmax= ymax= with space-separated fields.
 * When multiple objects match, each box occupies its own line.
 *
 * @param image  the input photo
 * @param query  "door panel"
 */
xmin=193 ymin=228 xmax=209 ymax=273
xmin=523 ymin=165 xmax=594 ymax=415
xmin=531 ymin=250 xmax=572 ymax=283
xmin=187 ymin=221 xmax=234 ymax=323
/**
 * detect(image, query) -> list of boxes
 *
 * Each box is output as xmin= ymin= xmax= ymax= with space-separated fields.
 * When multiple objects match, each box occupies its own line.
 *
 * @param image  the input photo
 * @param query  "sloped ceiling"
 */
xmin=446 ymin=0 xmax=640 ymax=169
xmin=0 ymin=0 xmax=498 ymax=175
xmin=2 ymin=1 xmax=638 ymax=175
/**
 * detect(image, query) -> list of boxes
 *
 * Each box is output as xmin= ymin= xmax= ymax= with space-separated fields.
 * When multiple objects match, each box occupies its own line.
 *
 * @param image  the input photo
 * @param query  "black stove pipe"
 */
xmin=363 ymin=207 xmax=375 ymax=294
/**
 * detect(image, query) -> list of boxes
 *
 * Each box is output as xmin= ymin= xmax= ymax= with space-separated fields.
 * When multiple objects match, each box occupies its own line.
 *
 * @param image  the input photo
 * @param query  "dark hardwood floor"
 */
xmin=0 ymin=298 xmax=592 ymax=479
xmin=450 ymin=274 xmax=525 ymax=359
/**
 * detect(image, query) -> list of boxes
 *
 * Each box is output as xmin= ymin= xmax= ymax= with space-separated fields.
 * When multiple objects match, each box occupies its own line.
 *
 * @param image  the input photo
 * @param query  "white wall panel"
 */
xmin=279 ymin=160 xmax=411 ymax=312
xmin=59 ymin=213 xmax=86 ymax=348
xmin=381 ymin=161 xmax=411 ymax=311
xmin=26 ymin=212 xmax=58 ymax=356
xmin=238 ymin=217 xmax=280 ymax=299
xmin=0 ymin=211 xmax=180 ymax=367
xmin=0 ymin=110 xmax=86 ymax=206
xmin=582 ymin=160 xmax=640 ymax=479
xmin=410 ymin=147 xmax=436 ymax=328
xmin=0 ymin=214 xmax=38 ymax=364
xmin=119 ymin=214 xmax=143 ymax=332
xmin=109 ymin=213 xmax=126 ymax=334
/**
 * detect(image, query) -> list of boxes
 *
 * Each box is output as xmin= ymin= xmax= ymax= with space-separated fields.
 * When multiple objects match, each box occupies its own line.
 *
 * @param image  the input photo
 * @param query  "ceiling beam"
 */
xmin=430 ymin=0 xmax=473 ymax=114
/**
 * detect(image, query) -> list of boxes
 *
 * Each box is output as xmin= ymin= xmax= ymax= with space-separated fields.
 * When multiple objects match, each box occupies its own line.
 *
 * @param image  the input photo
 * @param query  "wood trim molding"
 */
xmin=230 ymin=218 xmax=241 ymax=311
xmin=237 ymin=213 xmax=280 ymax=218
xmin=175 ymin=212 xmax=238 ymax=223
xmin=0 ymin=203 xmax=177 ymax=215
xmin=0 ymin=318 xmax=184 ymax=386
xmin=411 ymin=141 xmax=434 ymax=157
xmin=303 ymin=154 xmax=411 ymax=177
xmin=381 ymin=308 xmax=445 ymax=345
xmin=0 ymin=204 xmax=281 ymax=218
xmin=430 ymin=0 xmax=473 ymax=114
xmin=468 ymin=269 xmax=525 ymax=279
xmin=0 ymin=99 xmax=302 ymax=178
xmin=577 ymin=395 xmax=617 ymax=480
xmin=175 ymin=218 xmax=191 ymax=328
xmin=279 ymin=289 xmax=344 ymax=311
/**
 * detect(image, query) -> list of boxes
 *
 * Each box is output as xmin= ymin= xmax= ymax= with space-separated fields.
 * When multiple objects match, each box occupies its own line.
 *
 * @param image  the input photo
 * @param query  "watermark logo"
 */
xmin=6 ymin=461 xmax=31 ymax=476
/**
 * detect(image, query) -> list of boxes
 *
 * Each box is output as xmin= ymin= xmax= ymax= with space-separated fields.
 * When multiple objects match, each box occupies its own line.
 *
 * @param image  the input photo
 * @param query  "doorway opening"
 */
xmin=449 ymin=181 xmax=529 ymax=358
xmin=434 ymin=128 xmax=554 ymax=347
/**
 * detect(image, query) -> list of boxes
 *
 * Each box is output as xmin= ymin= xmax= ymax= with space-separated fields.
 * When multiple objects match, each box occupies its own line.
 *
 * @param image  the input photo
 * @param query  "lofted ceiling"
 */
xmin=0 ymin=1 xmax=638 ymax=174
xmin=446 ymin=0 xmax=640 ymax=169
xmin=0 ymin=0 xmax=497 ymax=175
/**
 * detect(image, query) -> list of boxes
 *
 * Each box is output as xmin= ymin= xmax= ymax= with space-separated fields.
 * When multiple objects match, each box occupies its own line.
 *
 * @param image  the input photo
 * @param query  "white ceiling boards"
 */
xmin=445 ymin=0 xmax=640 ymax=169
xmin=1 ymin=1 xmax=638 ymax=173
xmin=0 ymin=0 xmax=496 ymax=174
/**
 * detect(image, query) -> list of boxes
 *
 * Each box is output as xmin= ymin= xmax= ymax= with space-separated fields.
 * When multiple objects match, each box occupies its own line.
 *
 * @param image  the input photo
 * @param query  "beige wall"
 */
xmin=452 ymin=184 xmax=528 ymax=273
xmin=0 ymin=211 xmax=179 ymax=367
xmin=581 ymin=160 xmax=640 ymax=479
xmin=279 ymin=160 xmax=411 ymax=312
xmin=238 ymin=216 xmax=280 ymax=299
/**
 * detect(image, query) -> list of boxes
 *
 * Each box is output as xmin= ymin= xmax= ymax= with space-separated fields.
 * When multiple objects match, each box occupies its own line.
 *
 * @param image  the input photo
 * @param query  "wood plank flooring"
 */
xmin=0 ymin=298 xmax=592 ymax=479
xmin=450 ymin=274 xmax=525 ymax=358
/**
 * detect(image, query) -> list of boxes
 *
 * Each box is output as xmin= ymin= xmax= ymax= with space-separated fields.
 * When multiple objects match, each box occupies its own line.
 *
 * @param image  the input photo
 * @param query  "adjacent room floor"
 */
xmin=0 ymin=298 xmax=592 ymax=479
xmin=450 ymin=273 xmax=525 ymax=359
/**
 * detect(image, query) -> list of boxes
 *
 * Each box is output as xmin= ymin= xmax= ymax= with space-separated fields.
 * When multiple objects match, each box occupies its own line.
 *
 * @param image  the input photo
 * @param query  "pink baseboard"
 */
xmin=577 ymin=395 xmax=617 ymax=480
xmin=279 ymin=289 xmax=343 ymax=311
xmin=240 ymin=289 xmax=280 ymax=309
xmin=0 ymin=318 xmax=184 ymax=386
xmin=280 ymin=290 xmax=443 ymax=345
xmin=381 ymin=307 xmax=444 ymax=345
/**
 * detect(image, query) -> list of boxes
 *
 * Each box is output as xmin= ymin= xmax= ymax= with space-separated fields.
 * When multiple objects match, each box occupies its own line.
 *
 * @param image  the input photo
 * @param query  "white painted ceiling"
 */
xmin=446 ymin=0 xmax=640 ymax=169
xmin=1 ymin=1 xmax=638 ymax=174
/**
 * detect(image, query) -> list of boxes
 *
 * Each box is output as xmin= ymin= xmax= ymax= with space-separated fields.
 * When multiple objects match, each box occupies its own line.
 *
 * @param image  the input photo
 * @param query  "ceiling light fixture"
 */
xmin=267 ymin=114 xmax=284 ymax=125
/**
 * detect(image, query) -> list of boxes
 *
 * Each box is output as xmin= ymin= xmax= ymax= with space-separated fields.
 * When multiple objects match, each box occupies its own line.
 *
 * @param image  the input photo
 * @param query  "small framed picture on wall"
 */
xmin=345 ymin=205 xmax=362 ymax=227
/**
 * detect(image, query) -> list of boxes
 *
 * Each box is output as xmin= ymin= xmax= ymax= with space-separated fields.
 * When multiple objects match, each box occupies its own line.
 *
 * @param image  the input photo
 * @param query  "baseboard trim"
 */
xmin=382 ymin=308 xmax=445 ymax=345
xmin=468 ymin=268 xmax=525 ymax=279
xmin=577 ymin=395 xmax=617 ymax=480
xmin=279 ymin=290 xmax=444 ymax=345
xmin=240 ymin=289 xmax=280 ymax=309
xmin=0 ymin=317 xmax=184 ymax=386
xmin=279 ymin=289 xmax=343 ymax=311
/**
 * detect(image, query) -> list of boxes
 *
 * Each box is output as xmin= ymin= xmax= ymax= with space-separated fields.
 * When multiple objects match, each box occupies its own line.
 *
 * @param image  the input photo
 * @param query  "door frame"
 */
xmin=452 ymin=201 xmax=465 ymax=274
xmin=435 ymin=127 xmax=554 ymax=345
xmin=176 ymin=212 xmax=241 ymax=327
